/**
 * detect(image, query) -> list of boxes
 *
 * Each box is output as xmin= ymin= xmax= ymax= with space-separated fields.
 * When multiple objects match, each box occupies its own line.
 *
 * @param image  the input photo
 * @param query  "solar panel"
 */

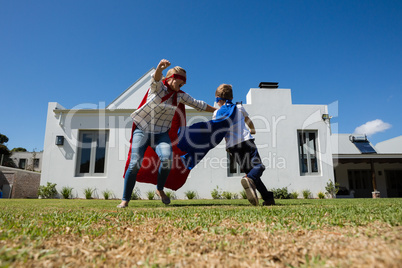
xmin=353 ymin=141 xmax=377 ymax=154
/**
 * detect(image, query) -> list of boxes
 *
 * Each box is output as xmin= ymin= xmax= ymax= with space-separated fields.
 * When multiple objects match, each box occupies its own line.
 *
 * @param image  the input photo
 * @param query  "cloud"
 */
xmin=354 ymin=119 xmax=392 ymax=136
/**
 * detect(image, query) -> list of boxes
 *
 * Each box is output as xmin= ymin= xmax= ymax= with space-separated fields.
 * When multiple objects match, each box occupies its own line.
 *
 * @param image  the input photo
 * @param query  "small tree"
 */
xmin=325 ymin=180 xmax=340 ymax=198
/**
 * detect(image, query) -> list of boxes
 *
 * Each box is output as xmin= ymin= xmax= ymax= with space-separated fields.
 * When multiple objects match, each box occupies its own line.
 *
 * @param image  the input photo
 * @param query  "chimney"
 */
xmin=259 ymin=82 xmax=278 ymax=89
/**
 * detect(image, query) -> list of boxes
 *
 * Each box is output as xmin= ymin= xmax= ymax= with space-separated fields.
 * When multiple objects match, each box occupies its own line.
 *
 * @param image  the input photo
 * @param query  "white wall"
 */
xmin=42 ymin=87 xmax=334 ymax=200
xmin=41 ymin=102 xmax=134 ymax=199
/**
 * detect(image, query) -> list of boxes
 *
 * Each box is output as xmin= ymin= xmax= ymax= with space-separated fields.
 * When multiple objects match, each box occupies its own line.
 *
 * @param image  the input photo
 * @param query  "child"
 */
xmin=117 ymin=59 xmax=216 ymax=208
xmin=214 ymin=84 xmax=275 ymax=206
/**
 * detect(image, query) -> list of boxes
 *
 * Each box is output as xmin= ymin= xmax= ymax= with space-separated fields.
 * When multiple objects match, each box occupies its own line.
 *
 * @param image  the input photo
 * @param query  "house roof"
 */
xmin=331 ymin=134 xmax=365 ymax=155
xmin=106 ymin=67 xmax=197 ymax=111
xmin=375 ymin=135 xmax=402 ymax=153
xmin=107 ymin=68 xmax=156 ymax=109
xmin=331 ymin=134 xmax=402 ymax=160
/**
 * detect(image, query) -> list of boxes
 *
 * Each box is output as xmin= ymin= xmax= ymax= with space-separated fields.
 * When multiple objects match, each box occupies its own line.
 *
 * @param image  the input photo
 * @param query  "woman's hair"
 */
xmin=166 ymin=66 xmax=186 ymax=78
xmin=215 ymin=84 xmax=233 ymax=100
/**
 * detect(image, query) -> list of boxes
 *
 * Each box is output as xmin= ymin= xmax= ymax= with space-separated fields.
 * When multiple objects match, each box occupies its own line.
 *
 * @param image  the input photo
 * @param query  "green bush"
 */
xmin=146 ymin=191 xmax=155 ymax=200
xmin=211 ymin=186 xmax=222 ymax=199
xmin=131 ymin=187 xmax=141 ymax=200
xmin=302 ymin=189 xmax=312 ymax=199
xmin=271 ymin=187 xmax=291 ymax=199
xmin=165 ymin=190 xmax=176 ymax=200
xmin=38 ymin=182 xmax=58 ymax=199
xmin=83 ymin=187 xmax=95 ymax=199
xmin=222 ymin=191 xmax=233 ymax=200
xmin=184 ymin=190 xmax=197 ymax=200
xmin=102 ymin=190 xmax=113 ymax=200
xmin=240 ymin=190 xmax=247 ymax=199
xmin=318 ymin=191 xmax=325 ymax=199
xmin=290 ymin=191 xmax=299 ymax=199
xmin=60 ymin=186 xmax=73 ymax=199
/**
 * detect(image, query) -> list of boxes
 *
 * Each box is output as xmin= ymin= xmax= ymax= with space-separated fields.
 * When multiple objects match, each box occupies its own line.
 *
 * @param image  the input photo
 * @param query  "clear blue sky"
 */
xmin=1 ymin=0 xmax=401 ymax=151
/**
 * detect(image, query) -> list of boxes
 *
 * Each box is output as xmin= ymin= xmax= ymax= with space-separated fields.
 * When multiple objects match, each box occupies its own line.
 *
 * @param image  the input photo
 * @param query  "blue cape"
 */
xmin=177 ymin=102 xmax=237 ymax=169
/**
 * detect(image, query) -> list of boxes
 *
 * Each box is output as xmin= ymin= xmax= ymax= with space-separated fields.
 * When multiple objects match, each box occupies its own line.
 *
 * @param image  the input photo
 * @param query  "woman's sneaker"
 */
xmin=241 ymin=176 xmax=259 ymax=206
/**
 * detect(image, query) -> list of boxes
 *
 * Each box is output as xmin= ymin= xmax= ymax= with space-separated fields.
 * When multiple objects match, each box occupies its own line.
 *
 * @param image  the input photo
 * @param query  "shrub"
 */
xmin=222 ymin=191 xmax=233 ymax=200
xmin=325 ymin=180 xmax=340 ymax=198
xmin=60 ymin=186 xmax=73 ymax=199
xmin=211 ymin=186 xmax=222 ymax=199
xmin=38 ymin=182 xmax=58 ymax=199
xmin=185 ymin=190 xmax=197 ymax=200
xmin=131 ymin=187 xmax=141 ymax=200
xmin=102 ymin=190 xmax=113 ymax=200
xmin=302 ymin=189 xmax=312 ymax=199
xmin=83 ymin=187 xmax=95 ymax=199
xmin=165 ymin=190 xmax=176 ymax=200
xmin=272 ymin=187 xmax=291 ymax=199
xmin=318 ymin=191 xmax=325 ymax=199
xmin=146 ymin=191 xmax=155 ymax=200
xmin=240 ymin=190 xmax=247 ymax=199
xmin=290 ymin=191 xmax=299 ymax=199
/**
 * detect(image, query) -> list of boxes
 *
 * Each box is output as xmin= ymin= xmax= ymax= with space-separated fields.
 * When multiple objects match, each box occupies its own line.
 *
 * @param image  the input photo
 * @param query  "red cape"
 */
xmin=123 ymin=89 xmax=190 ymax=191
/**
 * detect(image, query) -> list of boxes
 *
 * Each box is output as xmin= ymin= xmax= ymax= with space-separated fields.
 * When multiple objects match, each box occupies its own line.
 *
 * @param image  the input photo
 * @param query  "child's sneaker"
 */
xmin=241 ymin=176 xmax=259 ymax=206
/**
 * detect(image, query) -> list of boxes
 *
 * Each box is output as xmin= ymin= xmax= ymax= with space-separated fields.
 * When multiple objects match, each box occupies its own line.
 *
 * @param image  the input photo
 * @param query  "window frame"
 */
xmin=18 ymin=158 xmax=27 ymax=169
xmin=75 ymin=130 xmax=109 ymax=177
xmin=227 ymin=152 xmax=245 ymax=177
xmin=297 ymin=130 xmax=320 ymax=175
xmin=33 ymin=158 xmax=40 ymax=169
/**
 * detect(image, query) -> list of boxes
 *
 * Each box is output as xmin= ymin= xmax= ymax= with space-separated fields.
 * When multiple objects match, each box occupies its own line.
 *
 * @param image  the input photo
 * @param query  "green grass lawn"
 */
xmin=1 ymin=198 xmax=401 ymax=267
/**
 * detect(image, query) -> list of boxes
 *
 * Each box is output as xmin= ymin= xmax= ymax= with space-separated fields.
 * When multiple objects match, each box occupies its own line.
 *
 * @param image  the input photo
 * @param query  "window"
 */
xmin=348 ymin=169 xmax=373 ymax=198
xmin=33 ymin=158 xmax=40 ymax=169
xmin=19 ymin=159 xmax=27 ymax=169
xmin=298 ymin=131 xmax=319 ymax=175
xmin=76 ymin=130 xmax=109 ymax=176
xmin=227 ymin=152 xmax=245 ymax=176
xmin=385 ymin=170 xmax=402 ymax=197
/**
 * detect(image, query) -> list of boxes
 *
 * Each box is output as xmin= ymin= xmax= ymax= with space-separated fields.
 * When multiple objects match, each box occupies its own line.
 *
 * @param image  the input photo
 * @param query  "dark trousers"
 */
xmin=228 ymin=139 xmax=274 ymax=201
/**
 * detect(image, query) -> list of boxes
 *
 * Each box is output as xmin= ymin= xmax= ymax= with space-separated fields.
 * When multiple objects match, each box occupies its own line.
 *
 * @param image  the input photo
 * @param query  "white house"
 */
xmin=41 ymin=69 xmax=335 ymax=199
xmin=11 ymin=151 xmax=43 ymax=172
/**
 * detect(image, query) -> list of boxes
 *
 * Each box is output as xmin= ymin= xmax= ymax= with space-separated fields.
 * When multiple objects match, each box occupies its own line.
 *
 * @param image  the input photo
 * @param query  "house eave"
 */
xmin=333 ymin=154 xmax=402 ymax=159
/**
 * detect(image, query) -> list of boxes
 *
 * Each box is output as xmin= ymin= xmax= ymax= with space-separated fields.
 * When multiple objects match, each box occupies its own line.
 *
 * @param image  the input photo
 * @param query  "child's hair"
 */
xmin=215 ymin=84 xmax=233 ymax=100
xmin=166 ymin=66 xmax=186 ymax=77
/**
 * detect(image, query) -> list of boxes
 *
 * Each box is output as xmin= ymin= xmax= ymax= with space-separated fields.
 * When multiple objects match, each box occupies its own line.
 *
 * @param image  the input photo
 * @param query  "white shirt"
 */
xmin=131 ymin=77 xmax=207 ymax=133
xmin=212 ymin=104 xmax=254 ymax=148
